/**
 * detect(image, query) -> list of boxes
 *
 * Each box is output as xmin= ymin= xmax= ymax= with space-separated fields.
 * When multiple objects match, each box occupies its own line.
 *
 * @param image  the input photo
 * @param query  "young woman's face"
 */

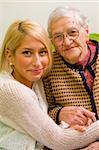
xmin=10 ymin=35 xmax=50 ymax=88
xmin=51 ymin=17 xmax=89 ymax=64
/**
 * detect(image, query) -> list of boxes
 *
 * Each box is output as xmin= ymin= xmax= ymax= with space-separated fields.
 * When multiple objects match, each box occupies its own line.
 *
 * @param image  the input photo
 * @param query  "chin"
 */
xmin=66 ymin=56 xmax=79 ymax=64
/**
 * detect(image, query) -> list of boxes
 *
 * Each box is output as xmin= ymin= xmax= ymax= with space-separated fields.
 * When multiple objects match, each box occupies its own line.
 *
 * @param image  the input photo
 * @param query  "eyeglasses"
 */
xmin=52 ymin=28 xmax=79 ymax=43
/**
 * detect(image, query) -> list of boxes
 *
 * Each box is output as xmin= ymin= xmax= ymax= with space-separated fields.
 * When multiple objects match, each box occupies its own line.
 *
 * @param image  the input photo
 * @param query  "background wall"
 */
xmin=0 ymin=1 xmax=99 ymax=47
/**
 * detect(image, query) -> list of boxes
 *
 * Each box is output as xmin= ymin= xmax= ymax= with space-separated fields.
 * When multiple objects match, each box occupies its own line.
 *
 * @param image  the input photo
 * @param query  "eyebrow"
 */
xmin=22 ymin=46 xmax=47 ymax=50
xmin=53 ymin=32 xmax=63 ymax=36
xmin=53 ymin=27 xmax=79 ymax=35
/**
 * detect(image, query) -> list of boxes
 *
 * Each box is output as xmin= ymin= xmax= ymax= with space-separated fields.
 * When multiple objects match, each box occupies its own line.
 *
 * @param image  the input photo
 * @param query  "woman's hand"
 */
xmin=59 ymin=106 xmax=96 ymax=131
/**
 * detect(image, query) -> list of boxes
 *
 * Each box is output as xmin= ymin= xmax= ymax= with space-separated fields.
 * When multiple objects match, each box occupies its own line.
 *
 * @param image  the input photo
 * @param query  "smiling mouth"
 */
xmin=65 ymin=46 xmax=77 ymax=51
xmin=65 ymin=47 xmax=73 ymax=51
xmin=30 ymin=68 xmax=43 ymax=74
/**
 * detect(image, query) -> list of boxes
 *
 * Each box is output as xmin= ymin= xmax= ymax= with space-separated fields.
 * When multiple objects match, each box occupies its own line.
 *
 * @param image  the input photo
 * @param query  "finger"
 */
xmin=77 ymin=111 xmax=88 ymax=125
xmin=72 ymin=109 xmax=89 ymax=126
xmin=71 ymin=124 xmax=86 ymax=132
xmin=72 ymin=116 xmax=86 ymax=126
xmin=87 ymin=118 xmax=93 ymax=126
xmin=81 ymin=108 xmax=96 ymax=122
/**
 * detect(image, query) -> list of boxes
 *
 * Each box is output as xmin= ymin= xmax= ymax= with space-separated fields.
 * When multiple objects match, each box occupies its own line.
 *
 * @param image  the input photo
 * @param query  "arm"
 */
xmin=79 ymin=141 xmax=99 ymax=150
xmin=43 ymin=77 xmax=63 ymax=123
xmin=0 ymin=80 xmax=99 ymax=150
xmin=43 ymin=77 xmax=96 ymax=128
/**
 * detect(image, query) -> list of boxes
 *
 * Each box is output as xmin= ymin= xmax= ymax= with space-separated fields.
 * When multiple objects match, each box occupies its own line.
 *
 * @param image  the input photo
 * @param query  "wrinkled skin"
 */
xmin=59 ymin=106 xmax=96 ymax=131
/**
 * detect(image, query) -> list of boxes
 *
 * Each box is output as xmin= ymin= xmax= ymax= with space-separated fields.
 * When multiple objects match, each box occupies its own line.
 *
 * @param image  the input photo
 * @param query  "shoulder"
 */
xmin=0 ymin=72 xmax=33 ymax=95
xmin=88 ymin=40 xmax=99 ymax=49
xmin=53 ymin=51 xmax=62 ymax=60
xmin=0 ymin=73 xmax=38 ymax=108
xmin=52 ymin=51 xmax=65 ymax=67
xmin=0 ymin=72 xmax=14 ymax=88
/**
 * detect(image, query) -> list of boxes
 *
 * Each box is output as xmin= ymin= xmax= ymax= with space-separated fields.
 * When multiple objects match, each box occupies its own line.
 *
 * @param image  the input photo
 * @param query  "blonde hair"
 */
xmin=0 ymin=20 xmax=52 ymax=77
xmin=48 ymin=6 xmax=88 ymax=38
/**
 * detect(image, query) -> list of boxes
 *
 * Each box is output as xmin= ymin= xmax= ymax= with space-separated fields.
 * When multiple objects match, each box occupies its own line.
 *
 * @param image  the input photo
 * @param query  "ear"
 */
xmin=84 ymin=25 xmax=89 ymax=41
xmin=5 ymin=48 xmax=13 ymax=64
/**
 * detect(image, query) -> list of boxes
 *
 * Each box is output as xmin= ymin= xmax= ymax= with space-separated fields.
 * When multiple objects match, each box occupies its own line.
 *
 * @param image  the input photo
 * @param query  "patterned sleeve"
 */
xmin=43 ymin=76 xmax=62 ymax=123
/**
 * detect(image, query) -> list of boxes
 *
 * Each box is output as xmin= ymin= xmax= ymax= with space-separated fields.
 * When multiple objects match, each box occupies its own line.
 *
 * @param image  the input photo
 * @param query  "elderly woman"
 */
xmin=43 ymin=6 xmax=99 ymax=149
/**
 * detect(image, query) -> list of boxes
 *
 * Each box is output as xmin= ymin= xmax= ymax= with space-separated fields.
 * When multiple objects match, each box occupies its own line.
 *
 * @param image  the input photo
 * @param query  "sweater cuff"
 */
xmin=56 ymin=107 xmax=63 ymax=125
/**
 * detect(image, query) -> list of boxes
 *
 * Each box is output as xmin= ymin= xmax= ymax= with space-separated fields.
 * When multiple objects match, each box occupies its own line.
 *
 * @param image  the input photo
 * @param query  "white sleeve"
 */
xmin=0 ymin=80 xmax=99 ymax=150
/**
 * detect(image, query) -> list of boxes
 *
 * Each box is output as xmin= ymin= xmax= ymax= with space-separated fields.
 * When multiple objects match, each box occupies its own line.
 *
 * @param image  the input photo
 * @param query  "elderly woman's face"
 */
xmin=51 ymin=17 xmax=89 ymax=64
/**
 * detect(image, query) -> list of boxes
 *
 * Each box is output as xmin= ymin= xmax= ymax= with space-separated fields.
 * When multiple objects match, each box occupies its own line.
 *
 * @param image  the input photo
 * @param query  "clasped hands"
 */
xmin=59 ymin=106 xmax=99 ymax=150
xmin=59 ymin=106 xmax=99 ymax=149
xmin=59 ymin=106 xmax=96 ymax=131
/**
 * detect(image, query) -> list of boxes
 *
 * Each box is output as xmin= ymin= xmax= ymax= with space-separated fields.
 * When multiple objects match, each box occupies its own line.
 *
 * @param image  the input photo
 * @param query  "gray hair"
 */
xmin=48 ymin=6 xmax=88 ymax=37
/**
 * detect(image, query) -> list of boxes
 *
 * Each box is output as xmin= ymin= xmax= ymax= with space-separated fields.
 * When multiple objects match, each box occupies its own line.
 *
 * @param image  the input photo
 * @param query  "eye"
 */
xmin=53 ymin=34 xmax=63 ymax=42
xmin=39 ymin=48 xmax=48 ymax=56
xmin=22 ymin=49 xmax=32 ymax=57
xmin=54 ymin=34 xmax=62 ymax=38
xmin=69 ymin=29 xmax=79 ymax=36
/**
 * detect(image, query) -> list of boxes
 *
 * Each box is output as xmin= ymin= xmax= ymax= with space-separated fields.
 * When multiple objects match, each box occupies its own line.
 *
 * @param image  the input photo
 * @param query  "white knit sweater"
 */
xmin=0 ymin=72 xmax=99 ymax=150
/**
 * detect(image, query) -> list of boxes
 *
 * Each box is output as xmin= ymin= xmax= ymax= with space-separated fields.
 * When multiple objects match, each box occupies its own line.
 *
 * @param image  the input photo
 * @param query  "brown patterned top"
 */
xmin=43 ymin=40 xmax=99 ymax=123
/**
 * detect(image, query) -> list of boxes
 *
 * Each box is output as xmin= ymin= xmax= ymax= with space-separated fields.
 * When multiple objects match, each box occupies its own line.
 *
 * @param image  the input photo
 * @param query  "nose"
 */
xmin=63 ymin=34 xmax=73 ymax=46
xmin=32 ymin=55 xmax=41 ymax=67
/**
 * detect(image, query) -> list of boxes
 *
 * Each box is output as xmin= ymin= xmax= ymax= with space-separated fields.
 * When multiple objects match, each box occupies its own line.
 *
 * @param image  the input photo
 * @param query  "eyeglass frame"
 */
xmin=51 ymin=28 xmax=79 ymax=44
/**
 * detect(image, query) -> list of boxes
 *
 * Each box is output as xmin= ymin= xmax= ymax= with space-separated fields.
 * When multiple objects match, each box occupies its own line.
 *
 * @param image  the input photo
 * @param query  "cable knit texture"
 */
xmin=0 ymin=72 xmax=99 ymax=150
